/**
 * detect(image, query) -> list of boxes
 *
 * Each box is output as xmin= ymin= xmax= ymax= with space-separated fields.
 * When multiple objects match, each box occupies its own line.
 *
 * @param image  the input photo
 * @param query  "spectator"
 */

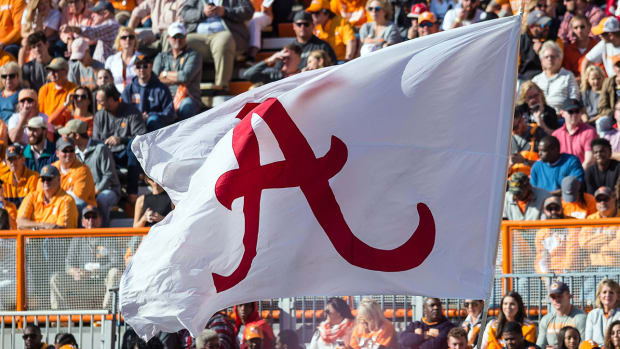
xmin=535 ymin=196 xmax=580 ymax=273
xmin=58 ymin=0 xmax=94 ymax=56
xmin=49 ymin=86 xmax=95 ymax=137
xmin=481 ymin=292 xmax=536 ymax=349
xmin=0 ymin=178 xmax=19 ymax=228
xmin=38 ymin=58 xmax=78 ymax=128
xmin=509 ymin=104 xmax=545 ymax=176
xmin=67 ymin=38 xmax=103 ymax=91
xmin=559 ymin=0 xmax=604 ymax=44
xmin=585 ymin=138 xmax=620 ymax=194
xmin=93 ymin=83 xmax=145 ymax=202
xmin=234 ymin=302 xmax=275 ymax=349
xmin=247 ymin=0 xmax=273 ymax=62
xmin=587 ymin=185 xmax=619 ymax=218
xmin=8 ymin=89 xmax=52 ymax=146
xmin=583 ymin=17 xmax=620 ymax=77
xmin=54 ymin=333 xmax=78 ymax=348
xmin=60 ymin=119 xmax=121 ymax=227
xmin=206 ymin=310 xmax=239 ymax=349
xmin=242 ymin=44 xmax=302 ymax=84
xmin=277 ymin=330 xmax=302 ymax=349
xmin=329 ymin=0 xmax=367 ymax=28
xmin=22 ymin=324 xmax=53 ymax=349
xmin=580 ymin=65 xmax=604 ymax=126
xmin=442 ymin=0 xmax=483 ymax=30
xmin=461 ymin=300 xmax=483 ymax=348
xmin=243 ymin=324 xmax=264 ymax=349
xmin=96 ymin=69 xmax=114 ymax=88
xmin=308 ymin=297 xmax=355 ymax=349
xmin=595 ymin=57 xmax=620 ymax=120
xmin=359 ymin=0 xmax=400 ymax=56
xmin=558 ymin=327 xmax=581 ymax=349
xmin=1 ymin=143 xmax=38 ymax=206
xmin=351 ymin=298 xmax=396 ymax=349
xmin=537 ymin=281 xmax=587 ymax=348
xmin=530 ymin=136 xmax=584 ymax=194
xmin=400 ymin=297 xmax=455 ymax=349
xmin=17 ymin=164 xmax=78 ymax=229
xmin=22 ymin=116 xmax=56 ymax=172
xmin=290 ymin=11 xmax=337 ymax=69
xmin=500 ymin=322 xmax=540 ymax=349
xmin=417 ymin=12 xmax=439 ymax=37
xmin=181 ymin=0 xmax=253 ymax=93
xmin=50 ymin=205 xmax=122 ymax=309
xmin=519 ymin=10 xmax=554 ymax=80
xmin=533 ymin=42 xmax=580 ymax=113
xmin=20 ymin=0 xmax=60 ymax=43
xmin=63 ymin=1 xmax=120 ymax=63
xmin=153 ymin=22 xmax=203 ymax=121
xmin=128 ymin=0 xmax=182 ymax=54
xmin=585 ymin=279 xmax=620 ymax=344
xmin=0 ymin=0 xmax=26 ymax=58
xmin=447 ymin=327 xmax=468 ymax=349
xmin=561 ymin=175 xmax=596 ymax=218
xmin=121 ymin=54 xmax=175 ymax=132
xmin=302 ymin=49 xmax=332 ymax=71
xmin=517 ymin=81 xmax=561 ymax=136
xmin=51 ymin=137 xmax=96 ymax=214
xmin=405 ymin=3 xmax=428 ymax=41
xmin=307 ymin=0 xmax=355 ymax=61
xmin=503 ymin=172 xmax=550 ymax=220
xmin=105 ymin=27 xmax=140 ymax=93
xmin=603 ymin=321 xmax=620 ymax=349
xmin=564 ymin=15 xmax=599 ymax=78
xmin=429 ymin=0 xmax=453 ymax=22
xmin=0 ymin=62 xmax=22 ymax=123
xmin=20 ymin=32 xmax=52 ymax=91
xmin=197 ymin=329 xmax=221 ymax=349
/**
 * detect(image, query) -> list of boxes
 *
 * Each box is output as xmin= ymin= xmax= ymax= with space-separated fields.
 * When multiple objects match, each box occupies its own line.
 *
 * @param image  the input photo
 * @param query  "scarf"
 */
xmin=319 ymin=318 xmax=354 ymax=344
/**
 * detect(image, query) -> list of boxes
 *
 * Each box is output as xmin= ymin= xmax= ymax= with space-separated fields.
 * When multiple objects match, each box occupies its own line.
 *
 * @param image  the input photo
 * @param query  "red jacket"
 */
xmin=233 ymin=302 xmax=275 ymax=349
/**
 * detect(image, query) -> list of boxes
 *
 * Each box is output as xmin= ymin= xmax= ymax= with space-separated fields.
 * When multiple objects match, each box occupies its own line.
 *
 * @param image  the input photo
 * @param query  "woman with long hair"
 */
xmin=580 ymin=65 xmax=605 ymax=128
xmin=358 ymin=0 xmax=401 ymax=56
xmin=462 ymin=300 xmax=484 ymax=347
xmin=586 ymin=280 xmax=620 ymax=344
xmin=481 ymin=291 xmax=536 ymax=349
xmin=105 ymin=27 xmax=140 ymax=93
xmin=350 ymin=298 xmax=396 ymax=349
xmin=517 ymin=80 xmax=561 ymax=136
xmin=49 ymin=85 xmax=95 ymax=134
xmin=0 ymin=62 xmax=22 ymax=122
xmin=309 ymin=297 xmax=355 ymax=349
xmin=604 ymin=320 xmax=620 ymax=349
xmin=20 ymin=0 xmax=60 ymax=40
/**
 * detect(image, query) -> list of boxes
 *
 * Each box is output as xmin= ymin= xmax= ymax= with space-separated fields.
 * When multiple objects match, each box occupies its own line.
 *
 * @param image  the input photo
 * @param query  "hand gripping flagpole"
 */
xmin=475 ymin=9 xmax=524 ymax=349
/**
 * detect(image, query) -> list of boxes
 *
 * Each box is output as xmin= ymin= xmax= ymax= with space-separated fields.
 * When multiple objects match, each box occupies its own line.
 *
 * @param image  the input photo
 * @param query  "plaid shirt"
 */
xmin=80 ymin=18 xmax=120 ymax=61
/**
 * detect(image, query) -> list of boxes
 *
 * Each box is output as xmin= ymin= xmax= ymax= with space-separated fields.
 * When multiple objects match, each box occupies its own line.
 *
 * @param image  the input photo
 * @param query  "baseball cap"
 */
xmin=594 ymin=186 xmax=613 ymax=200
xmin=56 ymin=137 xmax=75 ymax=151
xmin=70 ymin=38 xmax=90 ymax=61
xmin=306 ymin=0 xmax=330 ymax=13
xmin=543 ymin=196 xmax=562 ymax=209
xmin=47 ymin=57 xmax=69 ymax=71
xmin=293 ymin=10 xmax=313 ymax=22
xmin=527 ymin=10 xmax=551 ymax=27
xmin=508 ymin=172 xmax=530 ymax=195
xmin=135 ymin=54 xmax=153 ymax=65
xmin=82 ymin=204 xmax=100 ymax=216
xmin=243 ymin=324 xmax=263 ymax=341
xmin=168 ymin=22 xmax=187 ymax=38
xmin=408 ymin=3 xmax=430 ymax=18
xmin=59 ymin=119 xmax=88 ymax=136
xmin=561 ymin=176 xmax=580 ymax=203
xmin=91 ymin=0 xmax=114 ymax=13
xmin=418 ymin=11 xmax=437 ymax=24
xmin=592 ymin=16 xmax=620 ymax=36
xmin=549 ymin=280 xmax=570 ymax=294
xmin=579 ymin=340 xmax=600 ymax=349
xmin=5 ymin=143 xmax=23 ymax=158
xmin=562 ymin=98 xmax=583 ymax=112
xmin=26 ymin=116 xmax=47 ymax=129
xmin=40 ymin=165 xmax=60 ymax=179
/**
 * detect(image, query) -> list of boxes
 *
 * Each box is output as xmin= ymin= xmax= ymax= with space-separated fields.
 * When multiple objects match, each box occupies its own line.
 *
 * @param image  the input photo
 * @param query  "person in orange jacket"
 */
xmin=234 ymin=302 xmax=275 ymax=349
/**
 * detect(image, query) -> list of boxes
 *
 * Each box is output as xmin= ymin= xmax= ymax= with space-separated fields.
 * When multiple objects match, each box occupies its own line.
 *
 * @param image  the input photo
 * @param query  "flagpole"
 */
xmin=475 ymin=8 xmax=524 ymax=349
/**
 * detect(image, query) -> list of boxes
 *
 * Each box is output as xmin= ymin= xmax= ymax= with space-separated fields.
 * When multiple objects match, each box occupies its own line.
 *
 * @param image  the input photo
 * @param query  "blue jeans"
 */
xmin=96 ymin=190 xmax=120 ymax=227
xmin=113 ymin=140 xmax=140 ymax=195
xmin=177 ymin=97 xmax=199 ymax=121
xmin=146 ymin=113 xmax=171 ymax=132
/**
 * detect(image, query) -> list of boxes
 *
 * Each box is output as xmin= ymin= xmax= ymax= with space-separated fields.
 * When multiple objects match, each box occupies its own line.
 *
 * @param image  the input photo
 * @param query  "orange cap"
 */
xmin=244 ymin=324 xmax=264 ymax=341
xmin=418 ymin=11 xmax=436 ymax=24
xmin=306 ymin=0 xmax=330 ymax=12
xmin=579 ymin=340 xmax=600 ymax=349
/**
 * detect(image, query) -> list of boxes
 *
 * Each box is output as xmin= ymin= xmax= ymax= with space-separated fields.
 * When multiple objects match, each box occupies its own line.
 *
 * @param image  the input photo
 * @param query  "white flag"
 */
xmin=121 ymin=16 xmax=521 ymax=338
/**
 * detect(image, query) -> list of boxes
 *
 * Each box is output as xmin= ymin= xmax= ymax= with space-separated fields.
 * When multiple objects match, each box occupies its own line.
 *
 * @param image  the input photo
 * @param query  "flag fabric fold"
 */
xmin=121 ymin=16 xmax=521 ymax=339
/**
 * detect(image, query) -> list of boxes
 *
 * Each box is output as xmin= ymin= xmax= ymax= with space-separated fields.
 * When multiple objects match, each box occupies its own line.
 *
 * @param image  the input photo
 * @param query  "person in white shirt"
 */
xmin=583 ymin=16 xmax=620 ymax=77
xmin=585 ymin=279 xmax=620 ymax=344
xmin=533 ymin=41 xmax=579 ymax=112
xmin=441 ymin=0 xmax=483 ymax=30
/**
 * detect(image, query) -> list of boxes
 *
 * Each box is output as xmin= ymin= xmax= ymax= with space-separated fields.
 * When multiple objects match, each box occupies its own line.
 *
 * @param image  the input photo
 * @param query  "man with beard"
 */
xmin=400 ymin=298 xmax=456 ymax=349
xmin=22 ymin=117 xmax=57 ymax=173
xmin=519 ymin=10 xmax=556 ymax=80
xmin=442 ymin=0 xmax=484 ymax=30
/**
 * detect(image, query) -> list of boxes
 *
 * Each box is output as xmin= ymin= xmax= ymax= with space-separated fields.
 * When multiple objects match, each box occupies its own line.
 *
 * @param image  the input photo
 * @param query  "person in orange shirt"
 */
xmin=579 ymin=186 xmax=620 ymax=270
xmin=563 ymin=15 xmax=598 ymax=78
xmin=351 ymin=298 xmax=397 ymax=349
xmin=0 ymin=0 xmax=26 ymax=57
xmin=0 ymin=178 xmax=18 ymax=229
xmin=51 ymin=137 xmax=96 ymax=214
xmin=561 ymin=175 xmax=596 ymax=219
xmin=17 ymin=164 xmax=78 ymax=229
xmin=1 ymin=143 xmax=38 ymax=207
xmin=329 ymin=0 xmax=366 ymax=28
xmin=307 ymin=0 xmax=356 ymax=61
xmin=38 ymin=58 xmax=77 ymax=128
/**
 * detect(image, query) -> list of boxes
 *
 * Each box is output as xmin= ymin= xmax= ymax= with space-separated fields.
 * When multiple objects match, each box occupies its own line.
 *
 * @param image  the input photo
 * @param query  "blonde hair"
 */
xmin=22 ymin=0 xmax=49 ymax=34
xmin=114 ymin=27 xmax=138 ymax=52
xmin=308 ymin=50 xmax=332 ymax=68
xmin=595 ymin=279 xmax=620 ymax=309
xmin=365 ymin=0 xmax=393 ymax=21
xmin=517 ymin=80 xmax=547 ymax=106
xmin=356 ymin=298 xmax=385 ymax=331
xmin=580 ymin=65 xmax=605 ymax=92
xmin=0 ymin=62 xmax=23 ymax=91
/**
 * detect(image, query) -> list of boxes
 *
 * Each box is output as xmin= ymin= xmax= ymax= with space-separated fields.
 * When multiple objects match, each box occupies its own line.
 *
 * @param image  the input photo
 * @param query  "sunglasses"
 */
xmin=22 ymin=334 xmax=37 ymax=340
xmin=419 ymin=22 xmax=433 ymax=27
xmin=567 ymin=109 xmax=580 ymax=115
xmin=294 ymin=22 xmax=311 ymax=27
xmin=171 ymin=35 xmax=186 ymax=40
xmin=62 ymin=147 xmax=75 ymax=153
xmin=464 ymin=301 xmax=479 ymax=307
xmin=1 ymin=73 xmax=17 ymax=79
xmin=136 ymin=64 xmax=150 ymax=69
xmin=596 ymin=196 xmax=611 ymax=202
xmin=367 ymin=6 xmax=382 ymax=11
xmin=74 ymin=94 xmax=88 ymax=100
xmin=84 ymin=214 xmax=99 ymax=219
xmin=545 ymin=204 xmax=562 ymax=211
xmin=324 ymin=309 xmax=331 ymax=315
xmin=19 ymin=98 xmax=35 ymax=104
xmin=120 ymin=35 xmax=135 ymax=40
xmin=41 ymin=177 xmax=54 ymax=183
